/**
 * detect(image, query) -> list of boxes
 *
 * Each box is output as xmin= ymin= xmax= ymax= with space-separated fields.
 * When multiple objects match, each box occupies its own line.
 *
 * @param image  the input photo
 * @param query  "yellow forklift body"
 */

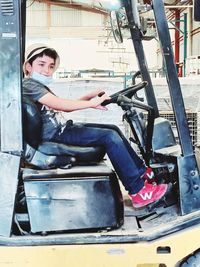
xmin=0 ymin=225 xmax=199 ymax=267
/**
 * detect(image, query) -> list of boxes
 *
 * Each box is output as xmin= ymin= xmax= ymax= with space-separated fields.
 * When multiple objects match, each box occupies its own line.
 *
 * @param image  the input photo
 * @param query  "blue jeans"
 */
xmin=52 ymin=123 xmax=145 ymax=194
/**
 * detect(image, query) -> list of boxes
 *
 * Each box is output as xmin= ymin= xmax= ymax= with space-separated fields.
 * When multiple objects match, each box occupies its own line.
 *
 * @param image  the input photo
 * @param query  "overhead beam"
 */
xmin=35 ymin=0 xmax=109 ymax=15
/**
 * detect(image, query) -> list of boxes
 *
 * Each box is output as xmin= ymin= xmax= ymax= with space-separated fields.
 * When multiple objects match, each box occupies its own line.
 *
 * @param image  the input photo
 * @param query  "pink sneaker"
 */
xmin=129 ymin=181 xmax=168 ymax=208
xmin=141 ymin=167 xmax=156 ymax=184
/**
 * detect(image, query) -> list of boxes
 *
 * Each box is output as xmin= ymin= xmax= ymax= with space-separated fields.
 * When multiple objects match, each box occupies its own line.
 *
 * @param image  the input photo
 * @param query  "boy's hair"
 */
xmin=27 ymin=48 xmax=58 ymax=65
xmin=23 ymin=44 xmax=60 ymax=76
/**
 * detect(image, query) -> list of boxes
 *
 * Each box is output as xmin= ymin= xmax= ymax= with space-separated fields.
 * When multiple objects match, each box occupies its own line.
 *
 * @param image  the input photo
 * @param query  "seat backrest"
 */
xmin=22 ymin=97 xmax=106 ymax=169
xmin=22 ymin=97 xmax=42 ymax=148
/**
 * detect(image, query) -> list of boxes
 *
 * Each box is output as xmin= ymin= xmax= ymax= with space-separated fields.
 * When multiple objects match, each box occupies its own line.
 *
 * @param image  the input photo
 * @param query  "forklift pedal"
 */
xmin=147 ymin=197 xmax=168 ymax=213
xmin=147 ymin=183 xmax=176 ymax=212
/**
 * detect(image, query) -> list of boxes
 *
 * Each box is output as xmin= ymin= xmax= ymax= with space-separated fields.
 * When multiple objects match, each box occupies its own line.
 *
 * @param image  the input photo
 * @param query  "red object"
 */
xmin=142 ymin=167 xmax=156 ymax=184
xmin=174 ymin=9 xmax=180 ymax=68
xmin=129 ymin=182 xmax=168 ymax=209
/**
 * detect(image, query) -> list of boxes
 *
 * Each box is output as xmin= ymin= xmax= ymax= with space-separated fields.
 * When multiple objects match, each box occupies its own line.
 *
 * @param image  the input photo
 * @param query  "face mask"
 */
xmin=31 ymin=72 xmax=53 ymax=86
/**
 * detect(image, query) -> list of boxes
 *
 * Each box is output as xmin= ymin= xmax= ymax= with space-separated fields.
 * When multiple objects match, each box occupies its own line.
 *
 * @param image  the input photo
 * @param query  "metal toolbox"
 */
xmin=23 ymin=164 xmax=124 ymax=233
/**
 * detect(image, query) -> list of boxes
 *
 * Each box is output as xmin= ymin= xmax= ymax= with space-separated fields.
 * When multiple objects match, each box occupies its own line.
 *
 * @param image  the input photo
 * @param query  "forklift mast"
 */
xmin=124 ymin=0 xmax=200 ymax=215
xmin=123 ymin=0 xmax=159 ymax=118
xmin=151 ymin=0 xmax=200 ymax=214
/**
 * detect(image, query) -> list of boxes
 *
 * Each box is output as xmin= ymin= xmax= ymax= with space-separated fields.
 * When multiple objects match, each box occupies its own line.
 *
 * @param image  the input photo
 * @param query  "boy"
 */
xmin=23 ymin=43 xmax=168 ymax=209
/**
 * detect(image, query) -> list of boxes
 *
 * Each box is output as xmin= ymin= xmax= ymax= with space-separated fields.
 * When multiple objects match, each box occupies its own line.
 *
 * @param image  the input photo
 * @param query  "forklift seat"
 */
xmin=22 ymin=97 xmax=105 ymax=169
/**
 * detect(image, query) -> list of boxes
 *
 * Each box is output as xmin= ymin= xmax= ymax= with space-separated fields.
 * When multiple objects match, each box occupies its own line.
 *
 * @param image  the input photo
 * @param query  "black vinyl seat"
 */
xmin=22 ymin=97 xmax=105 ymax=169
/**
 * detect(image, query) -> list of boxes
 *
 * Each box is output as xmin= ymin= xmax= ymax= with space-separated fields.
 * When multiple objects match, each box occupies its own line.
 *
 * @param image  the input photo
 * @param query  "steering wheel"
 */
xmin=101 ymin=81 xmax=148 ymax=106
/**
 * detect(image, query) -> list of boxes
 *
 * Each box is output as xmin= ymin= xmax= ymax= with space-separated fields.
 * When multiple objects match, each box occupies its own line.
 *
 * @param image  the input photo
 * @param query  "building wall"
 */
xmin=25 ymin=0 xmax=158 ymax=74
xmin=26 ymin=1 xmax=106 ymax=39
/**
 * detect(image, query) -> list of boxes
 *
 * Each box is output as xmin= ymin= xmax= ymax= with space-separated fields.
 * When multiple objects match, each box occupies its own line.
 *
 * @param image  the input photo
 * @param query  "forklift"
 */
xmin=0 ymin=0 xmax=200 ymax=266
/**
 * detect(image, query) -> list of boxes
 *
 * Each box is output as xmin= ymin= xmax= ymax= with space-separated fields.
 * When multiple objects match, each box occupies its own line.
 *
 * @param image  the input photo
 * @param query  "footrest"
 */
xmin=155 ymin=144 xmax=181 ymax=157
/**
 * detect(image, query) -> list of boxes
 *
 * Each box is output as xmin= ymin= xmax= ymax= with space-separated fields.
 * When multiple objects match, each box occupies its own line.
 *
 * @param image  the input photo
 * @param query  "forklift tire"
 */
xmin=180 ymin=250 xmax=200 ymax=266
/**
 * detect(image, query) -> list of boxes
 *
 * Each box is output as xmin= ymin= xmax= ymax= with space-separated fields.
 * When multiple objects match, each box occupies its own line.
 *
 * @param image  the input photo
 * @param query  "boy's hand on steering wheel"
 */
xmin=91 ymin=93 xmax=110 ymax=110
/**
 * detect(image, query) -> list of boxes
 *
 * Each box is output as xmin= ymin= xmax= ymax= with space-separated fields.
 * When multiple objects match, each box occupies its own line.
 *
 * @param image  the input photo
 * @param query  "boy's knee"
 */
xmin=106 ymin=129 xmax=121 ymax=144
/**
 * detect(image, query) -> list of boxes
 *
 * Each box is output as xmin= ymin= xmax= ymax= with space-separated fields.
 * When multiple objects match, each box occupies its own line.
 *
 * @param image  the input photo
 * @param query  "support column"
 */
xmin=174 ymin=9 xmax=180 ymax=65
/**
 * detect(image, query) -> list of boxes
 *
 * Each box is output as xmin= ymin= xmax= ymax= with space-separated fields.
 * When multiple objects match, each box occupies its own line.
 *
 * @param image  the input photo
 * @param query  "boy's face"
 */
xmin=26 ymin=55 xmax=56 ymax=77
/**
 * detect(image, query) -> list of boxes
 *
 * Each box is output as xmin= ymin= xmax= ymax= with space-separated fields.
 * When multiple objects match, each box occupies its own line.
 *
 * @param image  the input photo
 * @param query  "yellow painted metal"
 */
xmin=0 ymin=225 xmax=199 ymax=267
